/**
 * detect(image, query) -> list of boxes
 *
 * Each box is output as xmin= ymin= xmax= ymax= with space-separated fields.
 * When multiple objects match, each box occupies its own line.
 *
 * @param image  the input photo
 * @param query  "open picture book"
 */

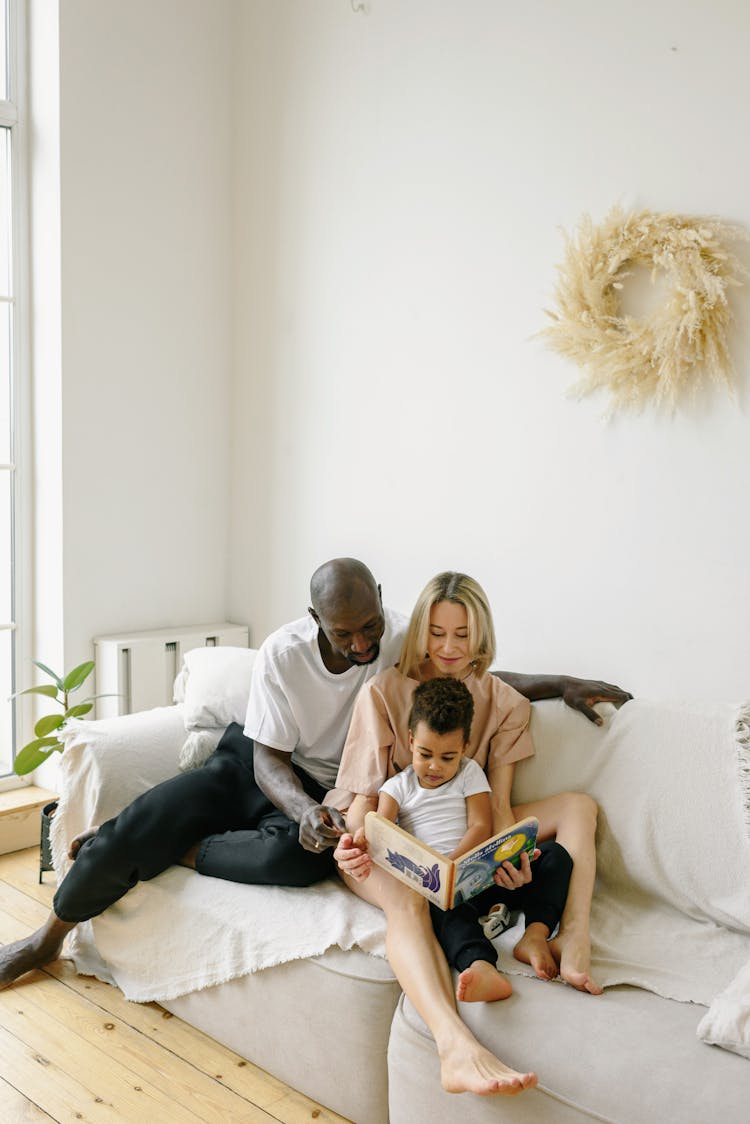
xmin=364 ymin=811 xmax=539 ymax=910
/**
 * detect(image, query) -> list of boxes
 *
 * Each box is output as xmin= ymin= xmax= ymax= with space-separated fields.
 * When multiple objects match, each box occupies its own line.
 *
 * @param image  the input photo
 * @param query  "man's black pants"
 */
xmin=53 ymin=723 xmax=334 ymax=923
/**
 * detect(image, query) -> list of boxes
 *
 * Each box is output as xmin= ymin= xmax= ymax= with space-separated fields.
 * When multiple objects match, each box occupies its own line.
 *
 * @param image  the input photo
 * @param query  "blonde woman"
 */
xmin=334 ymin=571 xmax=602 ymax=1097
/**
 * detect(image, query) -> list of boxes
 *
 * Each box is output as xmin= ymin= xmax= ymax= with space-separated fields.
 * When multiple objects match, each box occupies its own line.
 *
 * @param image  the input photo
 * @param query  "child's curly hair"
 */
xmin=408 ymin=677 xmax=474 ymax=745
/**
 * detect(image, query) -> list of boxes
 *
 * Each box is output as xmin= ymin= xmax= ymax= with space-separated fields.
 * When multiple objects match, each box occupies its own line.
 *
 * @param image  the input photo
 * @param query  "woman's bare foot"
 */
xmin=438 ymin=1034 xmax=537 ymax=1096
xmin=68 ymin=825 xmax=99 ymax=860
xmin=0 ymin=916 xmax=74 ymax=989
xmin=456 ymin=960 xmax=512 ymax=1003
xmin=513 ymin=922 xmax=557 ymax=981
xmin=547 ymin=929 xmax=602 ymax=995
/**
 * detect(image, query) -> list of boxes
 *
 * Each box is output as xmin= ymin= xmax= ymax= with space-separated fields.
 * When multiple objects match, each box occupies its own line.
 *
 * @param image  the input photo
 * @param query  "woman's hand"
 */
xmin=334 ymin=830 xmax=372 ymax=882
xmin=492 ymin=847 xmax=540 ymax=890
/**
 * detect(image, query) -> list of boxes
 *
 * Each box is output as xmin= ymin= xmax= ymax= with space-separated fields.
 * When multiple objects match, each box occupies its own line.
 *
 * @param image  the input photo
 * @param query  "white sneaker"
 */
xmin=479 ymin=903 xmax=511 ymax=939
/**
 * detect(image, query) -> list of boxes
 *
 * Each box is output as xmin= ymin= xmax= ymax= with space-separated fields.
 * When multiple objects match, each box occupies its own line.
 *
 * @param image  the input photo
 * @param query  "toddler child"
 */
xmin=377 ymin=676 xmax=573 ymax=1003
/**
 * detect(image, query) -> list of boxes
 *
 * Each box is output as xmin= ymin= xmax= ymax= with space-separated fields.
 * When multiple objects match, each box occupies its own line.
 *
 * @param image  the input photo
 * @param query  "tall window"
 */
xmin=0 ymin=0 xmax=26 ymax=780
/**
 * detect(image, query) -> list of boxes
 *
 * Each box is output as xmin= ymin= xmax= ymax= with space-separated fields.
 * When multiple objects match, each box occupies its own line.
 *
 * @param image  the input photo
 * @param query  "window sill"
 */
xmin=0 ymin=785 xmax=57 ymax=855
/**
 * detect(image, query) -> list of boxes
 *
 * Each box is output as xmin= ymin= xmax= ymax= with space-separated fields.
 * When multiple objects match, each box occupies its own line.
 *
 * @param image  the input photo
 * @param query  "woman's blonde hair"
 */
xmin=398 ymin=572 xmax=496 ymax=679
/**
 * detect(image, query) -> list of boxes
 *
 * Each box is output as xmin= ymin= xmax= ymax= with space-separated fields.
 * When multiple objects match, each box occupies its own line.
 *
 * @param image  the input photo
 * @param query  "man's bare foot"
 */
xmin=547 ymin=930 xmax=602 ymax=995
xmin=439 ymin=1036 xmax=537 ymax=1096
xmin=0 ymin=916 xmax=74 ymax=989
xmin=513 ymin=922 xmax=557 ymax=981
xmin=68 ymin=825 xmax=99 ymax=860
xmin=456 ymin=960 xmax=513 ymax=1003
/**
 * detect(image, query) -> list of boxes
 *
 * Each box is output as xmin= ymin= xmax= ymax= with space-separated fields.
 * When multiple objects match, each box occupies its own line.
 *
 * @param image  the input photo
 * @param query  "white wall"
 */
xmin=53 ymin=0 xmax=234 ymax=665
xmin=26 ymin=0 xmax=750 ymax=718
xmin=228 ymin=0 xmax=750 ymax=701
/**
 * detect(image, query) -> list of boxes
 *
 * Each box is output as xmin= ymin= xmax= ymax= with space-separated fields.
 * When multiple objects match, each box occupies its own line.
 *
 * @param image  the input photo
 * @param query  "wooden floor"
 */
xmin=0 ymin=847 xmax=350 ymax=1123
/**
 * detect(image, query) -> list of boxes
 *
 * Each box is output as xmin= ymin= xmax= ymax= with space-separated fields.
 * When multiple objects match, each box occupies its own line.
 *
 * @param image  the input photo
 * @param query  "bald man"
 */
xmin=0 ymin=558 xmax=630 ymax=988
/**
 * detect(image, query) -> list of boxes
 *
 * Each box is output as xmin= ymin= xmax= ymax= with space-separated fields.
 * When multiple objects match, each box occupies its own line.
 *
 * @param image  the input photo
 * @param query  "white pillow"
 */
xmin=174 ymin=646 xmax=258 ymax=731
xmin=697 ymin=957 xmax=750 ymax=1059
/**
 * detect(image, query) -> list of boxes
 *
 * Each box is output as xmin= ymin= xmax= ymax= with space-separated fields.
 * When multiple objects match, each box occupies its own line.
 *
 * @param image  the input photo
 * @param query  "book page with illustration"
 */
xmin=365 ymin=812 xmax=538 ymax=910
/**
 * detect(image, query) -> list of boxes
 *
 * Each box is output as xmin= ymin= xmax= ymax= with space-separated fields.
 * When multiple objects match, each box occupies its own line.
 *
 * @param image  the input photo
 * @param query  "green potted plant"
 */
xmin=12 ymin=659 xmax=101 ymax=879
xmin=13 ymin=659 xmax=98 ymax=775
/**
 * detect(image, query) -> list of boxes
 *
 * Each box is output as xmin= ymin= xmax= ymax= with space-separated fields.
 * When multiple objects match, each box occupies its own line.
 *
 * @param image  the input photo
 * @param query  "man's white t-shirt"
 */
xmin=243 ymin=607 xmax=407 ymax=790
xmin=379 ymin=758 xmax=491 ymax=855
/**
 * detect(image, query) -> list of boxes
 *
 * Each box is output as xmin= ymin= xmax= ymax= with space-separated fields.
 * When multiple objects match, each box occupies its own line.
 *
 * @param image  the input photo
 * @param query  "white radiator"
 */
xmin=93 ymin=622 xmax=249 ymax=718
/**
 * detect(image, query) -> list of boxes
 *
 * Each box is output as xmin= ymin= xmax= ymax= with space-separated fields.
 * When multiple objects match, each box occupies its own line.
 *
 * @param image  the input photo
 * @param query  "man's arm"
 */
xmin=252 ymin=741 xmax=345 ymax=852
xmin=493 ymin=672 xmax=632 ymax=725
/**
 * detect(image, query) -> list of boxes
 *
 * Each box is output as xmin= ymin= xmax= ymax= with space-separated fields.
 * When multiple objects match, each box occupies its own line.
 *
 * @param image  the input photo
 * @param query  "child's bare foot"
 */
xmin=513 ymin=922 xmax=557 ymax=981
xmin=67 ymin=825 xmax=99 ymax=860
xmin=547 ymin=929 xmax=602 ymax=995
xmin=456 ymin=960 xmax=513 ymax=1003
xmin=439 ymin=1034 xmax=537 ymax=1095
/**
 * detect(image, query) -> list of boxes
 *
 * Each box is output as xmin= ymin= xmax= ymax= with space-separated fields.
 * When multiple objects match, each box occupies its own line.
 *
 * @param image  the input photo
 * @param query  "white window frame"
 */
xmin=0 ymin=0 xmax=30 ymax=790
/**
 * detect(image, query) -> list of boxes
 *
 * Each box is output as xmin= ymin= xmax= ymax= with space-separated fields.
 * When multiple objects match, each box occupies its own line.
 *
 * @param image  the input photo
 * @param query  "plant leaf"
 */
xmin=18 ymin=736 xmax=60 ymax=752
xmin=13 ymin=738 xmax=62 ymax=776
xmin=62 ymin=660 xmax=96 ymax=693
xmin=33 ymin=661 xmax=64 ymax=689
xmin=9 ymin=684 xmax=60 ymax=700
xmin=34 ymin=714 xmax=65 ymax=737
xmin=65 ymin=703 xmax=93 ymax=719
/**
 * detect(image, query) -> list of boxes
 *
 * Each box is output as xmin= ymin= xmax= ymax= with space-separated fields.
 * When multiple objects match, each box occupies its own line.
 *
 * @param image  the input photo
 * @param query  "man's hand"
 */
xmin=334 ymin=830 xmax=372 ymax=882
xmin=254 ymin=742 xmax=345 ymax=850
xmin=561 ymin=677 xmax=633 ymax=725
xmin=493 ymin=848 xmax=538 ymax=890
xmin=298 ymin=805 xmax=346 ymax=852
xmin=68 ymin=826 xmax=99 ymax=860
xmin=493 ymin=671 xmax=632 ymax=723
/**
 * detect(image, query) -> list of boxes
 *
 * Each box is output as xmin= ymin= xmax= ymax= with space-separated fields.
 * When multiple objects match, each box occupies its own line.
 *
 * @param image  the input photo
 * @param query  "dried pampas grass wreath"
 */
xmin=541 ymin=207 xmax=747 ymax=413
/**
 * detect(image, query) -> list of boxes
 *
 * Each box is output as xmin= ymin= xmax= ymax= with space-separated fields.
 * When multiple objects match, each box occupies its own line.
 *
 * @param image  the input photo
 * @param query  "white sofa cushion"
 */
xmin=390 ymin=973 xmax=750 ymax=1123
xmin=173 ymin=645 xmax=258 ymax=730
xmin=164 ymin=948 xmax=399 ymax=1124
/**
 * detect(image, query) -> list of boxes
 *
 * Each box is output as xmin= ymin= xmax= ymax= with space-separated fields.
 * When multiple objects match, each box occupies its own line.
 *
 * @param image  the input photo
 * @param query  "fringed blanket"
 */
xmin=53 ymin=698 xmax=750 ymax=1059
xmin=53 ymin=707 xmax=387 ymax=1002
xmin=504 ymin=698 xmax=750 ymax=1058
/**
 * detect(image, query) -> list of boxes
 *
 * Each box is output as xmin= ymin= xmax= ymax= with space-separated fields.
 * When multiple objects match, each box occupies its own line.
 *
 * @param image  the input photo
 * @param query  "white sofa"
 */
xmin=52 ymin=650 xmax=750 ymax=1122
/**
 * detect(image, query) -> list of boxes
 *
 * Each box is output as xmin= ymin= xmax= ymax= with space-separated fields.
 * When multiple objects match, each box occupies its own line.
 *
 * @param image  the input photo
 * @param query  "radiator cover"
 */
xmin=93 ymin=622 xmax=249 ymax=717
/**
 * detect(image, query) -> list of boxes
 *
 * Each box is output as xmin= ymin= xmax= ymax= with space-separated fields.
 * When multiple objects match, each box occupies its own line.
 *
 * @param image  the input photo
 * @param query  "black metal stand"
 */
xmin=39 ymin=800 xmax=58 ymax=883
